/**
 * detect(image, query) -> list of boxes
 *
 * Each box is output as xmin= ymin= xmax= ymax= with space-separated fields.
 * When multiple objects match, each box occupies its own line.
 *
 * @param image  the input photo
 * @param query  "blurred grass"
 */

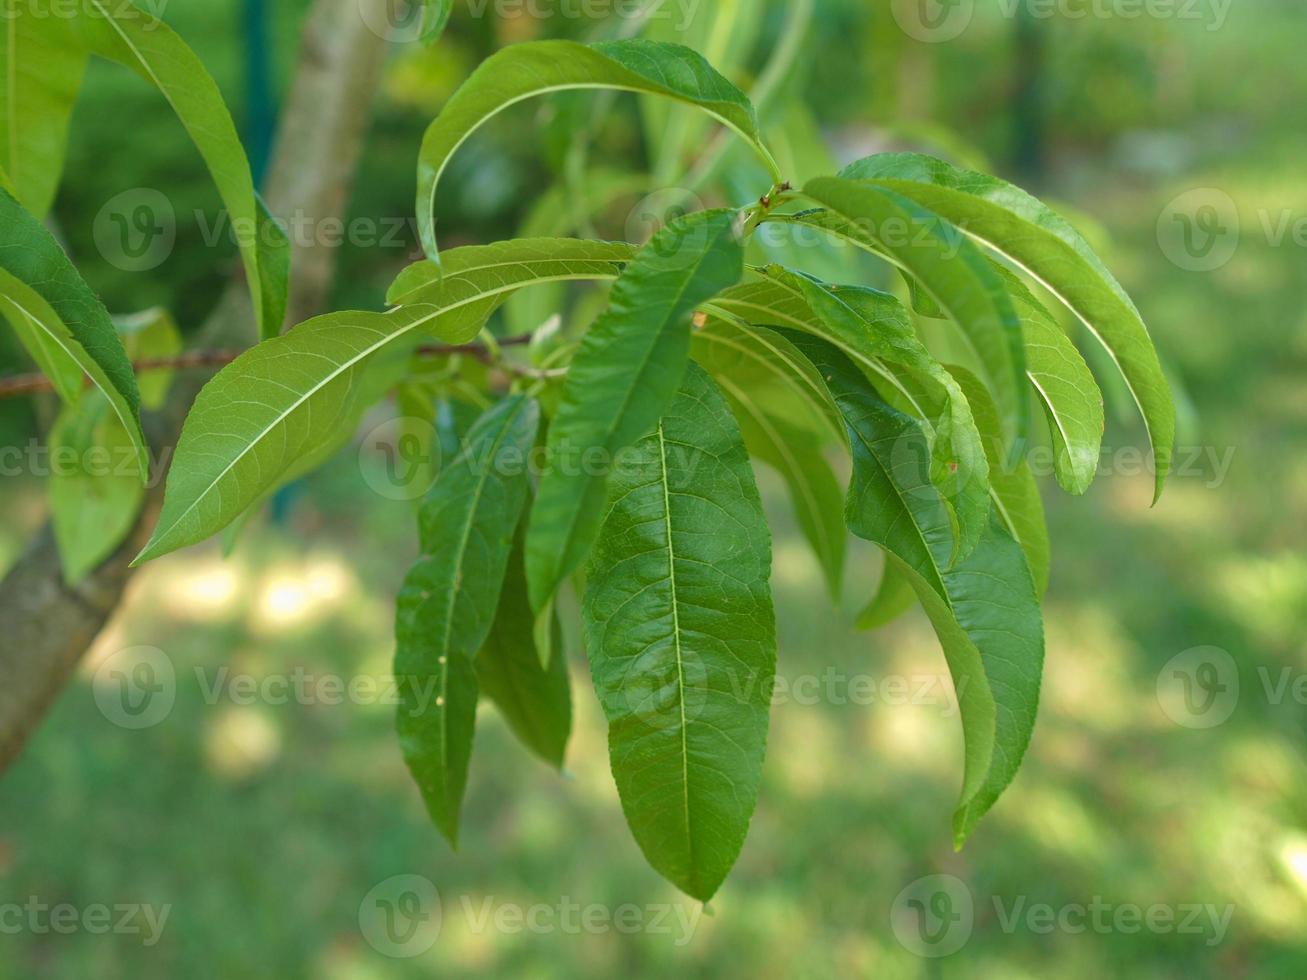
xmin=3 ymin=1 xmax=1307 ymax=977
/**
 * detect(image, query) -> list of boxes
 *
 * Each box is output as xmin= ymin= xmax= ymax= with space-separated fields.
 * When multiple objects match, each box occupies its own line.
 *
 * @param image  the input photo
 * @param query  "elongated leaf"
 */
xmin=0 ymin=190 xmax=146 ymax=474
xmin=690 ymin=319 xmax=845 ymax=597
xmin=416 ymin=38 xmax=777 ymax=260
xmin=857 ymin=560 xmax=917 ymax=630
xmin=49 ymin=390 xmax=145 ymax=585
xmin=948 ymin=365 xmax=1050 ymax=599
xmin=796 ymin=336 xmax=1043 ymax=845
xmin=798 ymin=177 xmax=1028 ymax=455
xmin=115 ymin=307 xmax=182 ymax=410
xmin=74 ymin=1 xmax=289 ymax=337
xmin=583 ymin=363 xmax=776 ymax=901
xmin=478 ymin=528 xmax=572 ymax=769
xmin=0 ymin=278 xmax=82 ymax=403
xmin=396 ymin=395 xmax=539 ymax=846
xmin=525 ymin=209 xmax=744 ymax=624
xmin=712 ymin=271 xmax=989 ymax=561
xmin=840 ymin=152 xmax=1173 ymax=500
xmin=138 ymin=240 xmax=630 ymax=563
xmin=0 ymin=6 xmax=86 ymax=216
xmin=419 ymin=0 xmax=452 ymax=43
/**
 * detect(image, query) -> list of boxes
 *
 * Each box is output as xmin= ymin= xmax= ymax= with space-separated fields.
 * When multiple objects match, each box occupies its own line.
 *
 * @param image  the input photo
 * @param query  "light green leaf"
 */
xmin=416 ymin=38 xmax=777 ymax=260
xmin=711 ymin=271 xmax=990 ymax=561
xmin=798 ymin=177 xmax=1029 ymax=456
xmin=419 ymin=0 xmax=452 ymax=43
xmin=0 ymin=189 xmax=146 ymax=476
xmin=48 ymin=390 xmax=146 ymax=585
xmin=856 ymin=560 xmax=917 ymax=630
xmin=795 ymin=335 xmax=1043 ymax=846
xmin=840 ymin=152 xmax=1172 ymax=500
xmin=115 ymin=307 xmax=182 ymax=410
xmin=138 ymin=240 xmax=630 ymax=564
xmin=0 ymin=6 xmax=86 ymax=217
xmin=690 ymin=318 xmax=845 ymax=597
xmin=396 ymin=395 xmax=539 ymax=846
xmin=525 ymin=209 xmax=745 ymax=624
xmin=478 ymin=525 xmax=572 ymax=770
xmin=948 ymin=365 xmax=1050 ymax=599
xmin=583 ymin=363 xmax=775 ymax=901
xmin=74 ymin=0 xmax=289 ymax=337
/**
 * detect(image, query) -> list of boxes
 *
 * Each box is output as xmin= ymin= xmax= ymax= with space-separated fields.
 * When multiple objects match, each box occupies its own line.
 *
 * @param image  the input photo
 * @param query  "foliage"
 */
xmin=0 ymin=2 xmax=1173 ymax=901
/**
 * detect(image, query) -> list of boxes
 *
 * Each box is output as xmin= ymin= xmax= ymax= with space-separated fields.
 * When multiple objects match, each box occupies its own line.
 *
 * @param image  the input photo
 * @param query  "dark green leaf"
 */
xmin=583 ymin=363 xmax=776 ymax=901
xmin=395 ymin=395 xmax=540 ymax=846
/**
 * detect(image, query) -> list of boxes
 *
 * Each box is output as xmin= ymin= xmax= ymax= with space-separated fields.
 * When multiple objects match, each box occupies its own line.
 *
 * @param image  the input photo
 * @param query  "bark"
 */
xmin=0 ymin=0 xmax=392 ymax=773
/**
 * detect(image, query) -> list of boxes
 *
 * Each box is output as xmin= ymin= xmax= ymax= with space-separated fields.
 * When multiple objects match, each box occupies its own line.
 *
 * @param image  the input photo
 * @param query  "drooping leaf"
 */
xmin=690 ymin=318 xmax=846 ymax=597
xmin=115 ymin=307 xmax=182 ymax=410
xmin=395 ymin=395 xmax=539 ymax=846
xmin=795 ymin=335 xmax=1043 ymax=846
xmin=583 ymin=363 xmax=776 ymax=901
xmin=856 ymin=560 xmax=917 ymax=630
xmin=73 ymin=0 xmax=289 ymax=337
xmin=840 ymin=152 xmax=1173 ymax=500
xmin=711 ymin=270 xmax=990 ymax=561
xmin=138 ymin=240 xmax=631 ymax=563
xmin=948 ymin=365 xmax=1050 ymax=599
xmin=0 ymin=6 xmax=86 ymax=216
xmin=478 ymin=527 xmax=572 ymax=770
xmin=48 ymin=390 xmax=146 ymax=585
xmin=525 ymin=209 xmax=745 ymax=627
xmin=797 ymin=177 xmax=1029 ymax=455
xmin=0 ymin=190 xmax=146 ymax=475
xmin=416 ymin=38 xmax=777 ymax=260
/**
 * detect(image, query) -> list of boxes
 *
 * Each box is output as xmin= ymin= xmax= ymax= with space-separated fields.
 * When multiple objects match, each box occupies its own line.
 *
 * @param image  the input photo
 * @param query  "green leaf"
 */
xmin=711 ymin=270 xmax=990 ymax=561
xmin=0 ymin=189 xmax=146 ymax=476
xmin=115 ymin=307 xmax=182 ymax=410
xmin=0 ymin=7 xmax=86 ymax=216
xmin=690 ymin=318 xmax=845 ymax=597
xmin=137 ymin=240 xmax=631 ymax=564
xmin=840 ymin=152 xmax=1173 ymax=500
xmin=797 ymin=177 xmax=1029 ymax=457
xmin=395 ymin=395 xmax=540 ymax=846
xmin=419 ymin=0 xmax=452 ymax=43
xmin=948 ymin=365 xmax=1050 ymax=599
xmin=526 ymin=209 xmax=745 ymax=625
xmin=795 ymin=336 xmax=1043 ymax=845
xmin=48 ymin=390 xmax=146 ymax=585
xmin=856 ymin=560 xmax=917 ymax=630
xmin=74 ymin=0 xmax=289 ymax=337
xmin=478 ymin=527 xmax=572 ymax=770
xmin=416 ymin=38 xmax=777 ymax=261
xmin=582 ymin=363 xmax=776 ymax=901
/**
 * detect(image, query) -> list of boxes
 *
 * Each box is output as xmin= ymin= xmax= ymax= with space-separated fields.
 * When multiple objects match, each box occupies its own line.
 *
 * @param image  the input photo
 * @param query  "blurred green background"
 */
xmin=3 ymin=0 xmax=1306 ymax=976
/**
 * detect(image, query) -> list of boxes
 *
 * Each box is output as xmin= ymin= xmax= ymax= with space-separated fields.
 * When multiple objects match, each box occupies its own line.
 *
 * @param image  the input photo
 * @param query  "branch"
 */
xmin=0 ymin=0 xmax=393 ymax=774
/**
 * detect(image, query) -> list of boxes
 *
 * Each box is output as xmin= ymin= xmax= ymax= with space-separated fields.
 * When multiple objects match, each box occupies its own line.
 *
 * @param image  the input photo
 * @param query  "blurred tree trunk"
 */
xmin=0 ymin=0 xmax=392 ymax=773
xmin=1012 ymin=3 xmax=1045 ymax=181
